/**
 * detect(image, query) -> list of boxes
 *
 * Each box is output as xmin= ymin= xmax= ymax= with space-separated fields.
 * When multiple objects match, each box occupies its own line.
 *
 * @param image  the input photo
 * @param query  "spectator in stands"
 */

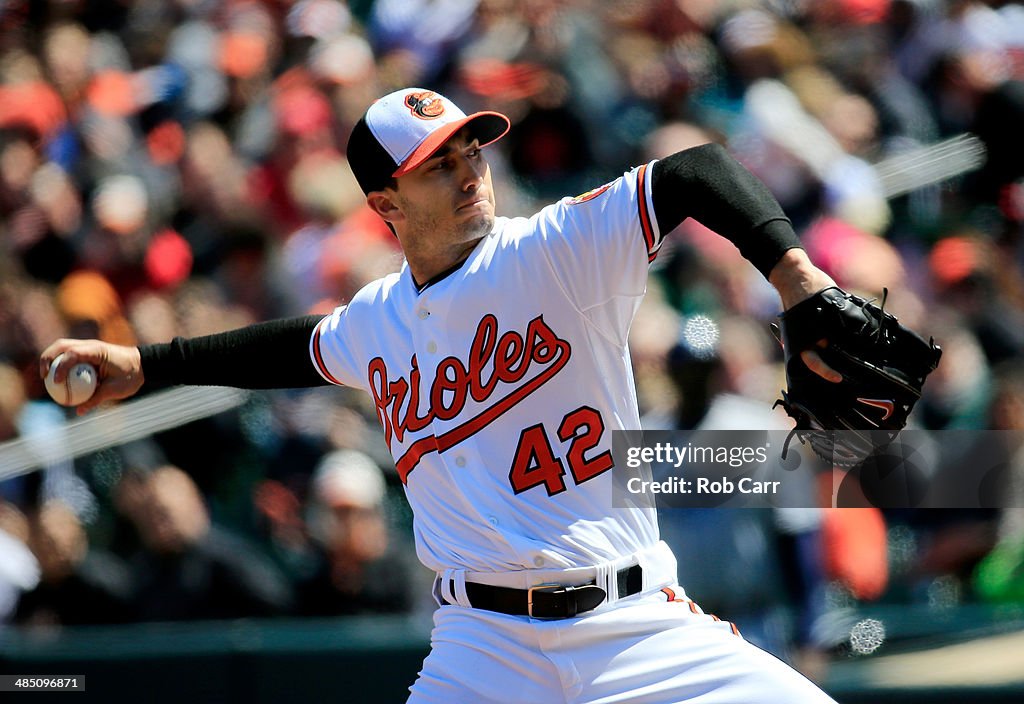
xmin=15 ymin=499 xmax=133 ymax=626
xmin=0 ymin=500 xmax=38 ymax=624
xmin=296 ymin=449 xmax=417 ymax=616
xmin=129 ymin=465 xmax=293 ymax=621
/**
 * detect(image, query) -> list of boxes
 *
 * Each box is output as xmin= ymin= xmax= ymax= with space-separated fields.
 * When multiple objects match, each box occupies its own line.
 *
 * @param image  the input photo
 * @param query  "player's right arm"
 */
xmin=39 ymin=315 xmax=329 ymax=415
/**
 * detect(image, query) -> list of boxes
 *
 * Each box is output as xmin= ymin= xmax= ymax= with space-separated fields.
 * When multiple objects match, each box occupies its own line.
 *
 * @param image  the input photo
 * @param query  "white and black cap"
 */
xmin=346 ymin=88 xmax=510 ymax=194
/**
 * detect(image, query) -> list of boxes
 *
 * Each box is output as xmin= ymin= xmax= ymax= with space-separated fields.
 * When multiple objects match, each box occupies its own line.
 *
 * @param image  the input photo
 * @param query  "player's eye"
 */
xmin=467 ymin=148 xmax=481 ymax=159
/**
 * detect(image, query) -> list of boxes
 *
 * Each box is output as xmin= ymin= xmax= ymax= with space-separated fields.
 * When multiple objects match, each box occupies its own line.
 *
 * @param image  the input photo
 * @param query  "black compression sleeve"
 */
xmin=650 ymin=143 xmax=803 ymax=278
xmin=138 ymin=315 xmax=330 ymax=390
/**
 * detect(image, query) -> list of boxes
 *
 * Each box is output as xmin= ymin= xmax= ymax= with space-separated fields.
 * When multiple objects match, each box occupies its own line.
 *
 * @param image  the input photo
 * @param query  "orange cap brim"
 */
xmin=391 ymin=111 xmax=510 ymax=178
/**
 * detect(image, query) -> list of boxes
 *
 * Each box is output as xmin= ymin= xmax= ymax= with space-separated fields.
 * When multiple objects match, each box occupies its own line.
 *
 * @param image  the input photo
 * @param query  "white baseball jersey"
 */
xmin=311 ymin=162 xmax=664 ymax=574
xmin=310 ymin=159 xmax=839 ymax=704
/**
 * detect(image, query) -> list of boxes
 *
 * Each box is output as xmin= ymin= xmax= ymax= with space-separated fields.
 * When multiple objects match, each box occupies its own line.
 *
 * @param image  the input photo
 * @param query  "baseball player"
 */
xmin=42 ymin=88 xmax=841 ymax=702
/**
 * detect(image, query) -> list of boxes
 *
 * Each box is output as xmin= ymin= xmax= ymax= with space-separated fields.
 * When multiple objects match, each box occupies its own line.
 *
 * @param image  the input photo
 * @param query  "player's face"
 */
xmin=389 ymin=131 xmax=496 ymax=247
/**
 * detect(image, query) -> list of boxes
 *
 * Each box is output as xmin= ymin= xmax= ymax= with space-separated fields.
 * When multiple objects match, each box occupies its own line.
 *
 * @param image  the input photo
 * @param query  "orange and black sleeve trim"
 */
xmin=650 ymin=143 xmax=803 ymax=278
xmin=636 ymin=162 xmax=661 ymax=263
xmin=310 ymin=317 xmax=346 ymax=386
xmin=139 ymin=315 xmax=329 ymax=391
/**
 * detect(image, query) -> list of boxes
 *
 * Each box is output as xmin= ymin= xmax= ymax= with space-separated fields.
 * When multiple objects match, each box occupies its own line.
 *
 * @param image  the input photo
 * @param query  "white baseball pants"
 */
xmin=408 ymin=585 xmax=837 ymax=703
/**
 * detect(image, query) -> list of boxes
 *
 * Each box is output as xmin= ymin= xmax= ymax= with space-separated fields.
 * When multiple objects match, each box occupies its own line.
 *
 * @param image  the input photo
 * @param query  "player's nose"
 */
xmin=456 ymin=155 xmax=485 ymax=191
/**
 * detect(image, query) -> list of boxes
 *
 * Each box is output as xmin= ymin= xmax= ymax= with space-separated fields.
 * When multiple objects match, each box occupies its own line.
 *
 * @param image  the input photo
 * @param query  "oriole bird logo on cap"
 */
xmin=405 ymin=91 xmax=445 ymax=120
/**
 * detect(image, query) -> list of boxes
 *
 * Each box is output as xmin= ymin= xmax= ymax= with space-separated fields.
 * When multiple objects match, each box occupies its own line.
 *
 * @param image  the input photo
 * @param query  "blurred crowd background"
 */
xmin=1 ymin=0 xmax=1024 ymax=685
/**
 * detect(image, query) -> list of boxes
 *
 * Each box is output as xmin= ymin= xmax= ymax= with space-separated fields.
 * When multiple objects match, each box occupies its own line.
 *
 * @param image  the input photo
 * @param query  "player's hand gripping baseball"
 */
xmin=40 ymin=339 xmax=144 ymax=415
xmin=769 ymin=249 xmax=842 ymax=383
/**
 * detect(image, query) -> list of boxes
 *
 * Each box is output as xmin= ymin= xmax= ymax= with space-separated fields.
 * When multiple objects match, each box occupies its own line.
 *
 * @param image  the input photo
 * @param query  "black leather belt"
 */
xmin=440 ymin=564 xmax=643 ymax=618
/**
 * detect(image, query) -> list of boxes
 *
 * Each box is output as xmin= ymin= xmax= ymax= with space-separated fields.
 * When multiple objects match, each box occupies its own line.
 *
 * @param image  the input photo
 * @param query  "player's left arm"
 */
xmin=651 ymin=143 xmax=838 ymax=380
xmin=651 ymin=143 xmax=814 ymax=288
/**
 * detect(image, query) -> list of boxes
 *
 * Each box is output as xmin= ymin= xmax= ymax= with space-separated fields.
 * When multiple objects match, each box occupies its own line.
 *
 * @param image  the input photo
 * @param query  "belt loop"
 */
xmin=431 ymin=576 xmax=444 ymax=607
xmin=439 ymin=569 xmax=456 ymax=605
xmin=440 ymin=568 xmax=473 ymax=608
xmin=594 ymin=562 xmax=616 ymax=603
xmin=453 ymin=569 xmax=471 ymax=607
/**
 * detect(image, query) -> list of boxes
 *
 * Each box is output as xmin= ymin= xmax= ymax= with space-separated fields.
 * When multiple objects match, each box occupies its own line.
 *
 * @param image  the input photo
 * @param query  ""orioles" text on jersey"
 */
xmin=368 ymin=314 xmax=572 ymax=482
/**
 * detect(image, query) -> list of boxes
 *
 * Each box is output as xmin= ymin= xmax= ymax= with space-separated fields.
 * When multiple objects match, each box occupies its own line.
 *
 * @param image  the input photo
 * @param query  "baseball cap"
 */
xmin=346 ymin=88 xmax=510 ymax=194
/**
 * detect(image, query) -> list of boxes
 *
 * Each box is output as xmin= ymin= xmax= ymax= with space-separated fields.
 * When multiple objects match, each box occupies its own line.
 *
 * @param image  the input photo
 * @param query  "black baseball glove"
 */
xmin=773 ymin=287 xmax=942 ymax=466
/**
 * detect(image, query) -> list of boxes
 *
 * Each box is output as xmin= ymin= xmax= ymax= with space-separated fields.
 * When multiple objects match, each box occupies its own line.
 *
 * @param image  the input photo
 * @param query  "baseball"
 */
xmin=45 ymin=354 xmax=98 ymax=407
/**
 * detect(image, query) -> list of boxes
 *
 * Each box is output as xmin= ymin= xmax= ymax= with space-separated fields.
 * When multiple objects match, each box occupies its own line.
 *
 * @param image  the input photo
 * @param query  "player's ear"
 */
xmin=366 ymin=190 xmax=402 ymax=226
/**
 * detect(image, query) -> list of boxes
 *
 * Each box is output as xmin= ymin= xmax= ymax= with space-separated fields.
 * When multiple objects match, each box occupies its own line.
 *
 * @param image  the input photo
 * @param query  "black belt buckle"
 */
xmin=527 ymin=582 xmax=607 ymax=618
xmin=527 ymin=583 xmax=562 ymax=618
